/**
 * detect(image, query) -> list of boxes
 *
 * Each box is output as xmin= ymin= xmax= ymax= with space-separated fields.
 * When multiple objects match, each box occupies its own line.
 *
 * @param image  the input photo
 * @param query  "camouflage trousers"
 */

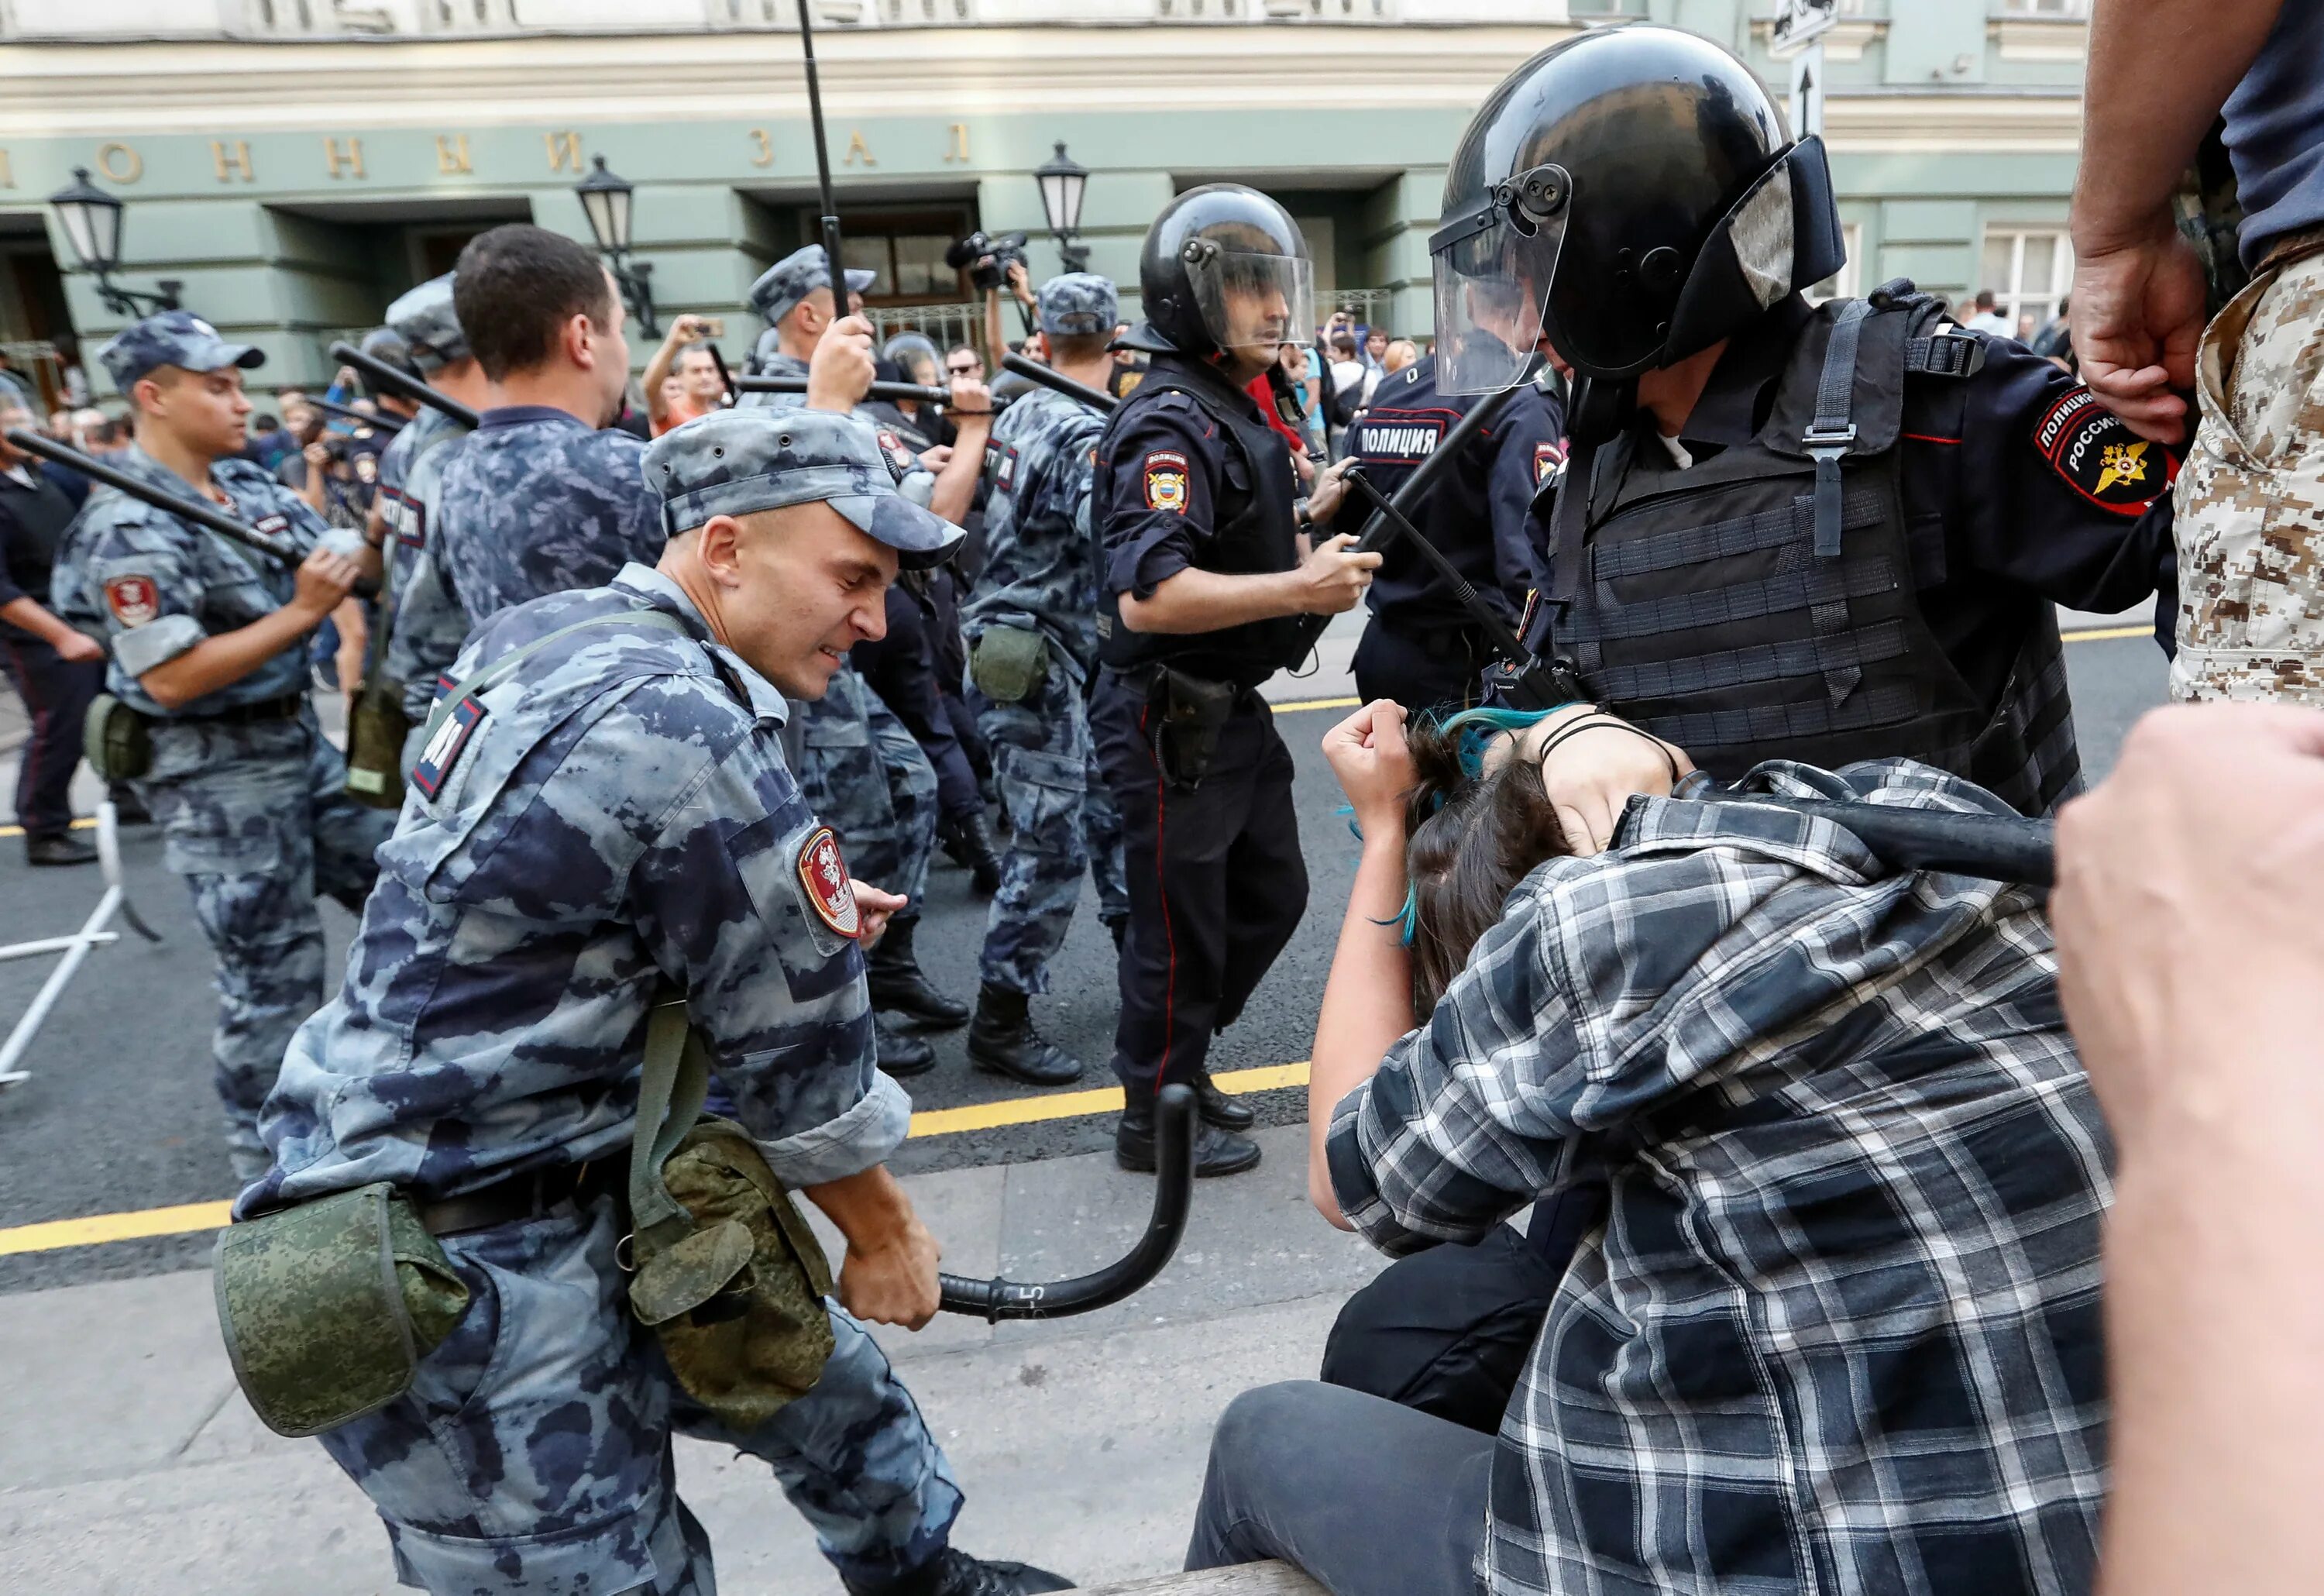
xmin=796 ymin=666 xmax=936 ymax=917
xmin=318 ymin=1195 xmax=964 ymax=1595
xmin=968 ymin=669 xmax=1129 ymax=994
xmin=142 ymin=714 xmax=389 ymax=1182
xmin=2172 ymin=239 xmax=2324 ymax=703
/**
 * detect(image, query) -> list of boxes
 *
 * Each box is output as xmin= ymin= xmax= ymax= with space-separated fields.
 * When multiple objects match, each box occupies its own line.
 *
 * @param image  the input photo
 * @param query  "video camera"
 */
xmin=946 ymin=229 xmax=1030 ymax=294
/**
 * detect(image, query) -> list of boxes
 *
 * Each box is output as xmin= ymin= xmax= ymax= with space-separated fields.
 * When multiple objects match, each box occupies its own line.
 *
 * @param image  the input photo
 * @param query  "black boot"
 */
xmin=874 ymin=1014 xmax=936 ymax=1078
xmin=865 ymin=918 xmax=969 ymax=1029
xmin=25 ymin=833 xmax=97 ymax=867
xmin=1193 ymin=1069 xmax=1256 ymax=1130
xmin=849 ymin=1547 xmax=1073 ymax=1596
xmin=1116 ymin=1096 xmax=1261 ymax=1177
xmin=954 ymin=813 xmax=1002 ymax=895
xmin=967 ymin=984 xmax=1084 ymax=1086
xmin=1104 ymin=914 xmax=1128 ymax=956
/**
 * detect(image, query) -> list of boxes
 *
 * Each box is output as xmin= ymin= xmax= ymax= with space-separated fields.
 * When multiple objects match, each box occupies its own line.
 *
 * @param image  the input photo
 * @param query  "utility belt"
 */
xmin=82 ymin=691 xmax=308 ymax=783
xmin=1107 ymin=662 xmax=1256 ymax=789
xmin=411 ymin=1157 xmax=624 ymax=1238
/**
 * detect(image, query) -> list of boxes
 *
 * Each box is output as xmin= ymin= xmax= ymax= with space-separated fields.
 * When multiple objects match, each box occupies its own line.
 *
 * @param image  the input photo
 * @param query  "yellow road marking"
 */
xmin=0 ymin=815 xmax=99 ymax=840
xmin=1268 ymin=696 xmax=1361 ymax=714
xmin=2058 ymin=624 xmax=2153 ymax=643
xmin=0 ymin=1061 xmax=1315 ymax=1257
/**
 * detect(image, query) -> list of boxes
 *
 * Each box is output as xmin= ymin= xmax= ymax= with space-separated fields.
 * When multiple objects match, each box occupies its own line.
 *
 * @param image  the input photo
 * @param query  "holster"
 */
xmin=622 ymin=998 xmax=836 ymax=1431
xmin=343 ymin=680 xmax=411 ymax=809
xmin=1148 ymin=666 xmax=1237 ymax=788
xmin=81 ymin=693 xmax=151 ymax=784
xmin=211 ymin=1182 xmax=470 ymax=1437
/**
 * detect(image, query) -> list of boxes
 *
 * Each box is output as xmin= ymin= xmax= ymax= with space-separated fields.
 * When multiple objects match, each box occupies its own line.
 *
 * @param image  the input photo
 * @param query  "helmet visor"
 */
xmin=1183 ymin=246 xmax=1314 ymax=356
xmin=1430 ymin=192 xmax=1569 ymax=396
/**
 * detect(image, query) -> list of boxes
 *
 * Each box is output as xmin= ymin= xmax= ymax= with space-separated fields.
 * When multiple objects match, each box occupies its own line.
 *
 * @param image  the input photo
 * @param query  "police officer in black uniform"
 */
xmin=1091 ymin=185 xmax=1382 ymax=1177
xmin=1335 ymin=350 xmax=1564 ymax=717
xmin=1322 ymin=20 xmax=2177 ymax=1428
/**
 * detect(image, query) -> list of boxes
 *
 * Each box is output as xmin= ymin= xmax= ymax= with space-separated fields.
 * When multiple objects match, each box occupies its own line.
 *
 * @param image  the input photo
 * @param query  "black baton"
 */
xmin=328 ymin=342 xmax=481 ymax=430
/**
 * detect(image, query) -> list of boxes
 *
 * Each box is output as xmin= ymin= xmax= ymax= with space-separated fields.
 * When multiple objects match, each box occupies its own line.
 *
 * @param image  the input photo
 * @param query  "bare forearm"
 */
xmin=2074 ymin=0 xmax=2281 ymax=252
xmin=642 ymin=341 xmax=682 ymax=420
xmin=804 ymin=1163 xmax=925 ymax=1254
xmin=1307 ymin=834 xmax=1414 ymax=1228
xmin=0 ymin=595 xmax=79 ymax=648
xmin=1119 ymin=566 xmax=1305 ymax=634
xmin=139 ymin=603 xmax=318 ymax=709
xmin=927 ymin=423 xmax=990 ymax=527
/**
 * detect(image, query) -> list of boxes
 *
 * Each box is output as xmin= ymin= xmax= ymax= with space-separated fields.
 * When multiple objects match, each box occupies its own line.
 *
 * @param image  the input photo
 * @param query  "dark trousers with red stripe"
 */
xmin=1091 ymin=670 xmax=1308 ymax=1101
xmin=1 ymin=631 xmax=101 ymax=842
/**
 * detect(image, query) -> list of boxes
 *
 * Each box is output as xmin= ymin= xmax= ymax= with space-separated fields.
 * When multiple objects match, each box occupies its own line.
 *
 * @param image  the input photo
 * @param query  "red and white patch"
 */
xmin=104 ymin=575 xmax=160 ymax=628
xmin=995 ymin=445 xmax=1020 ymax=490
xmin=875 ymin=429 xmax=917 ymax=483
xmin=1143 ymin=450 xmax=1190 ymax=514
xmin=1534 ymin=441 xmax=1566 ymax=487
xmin=796 ymin=824 xmax=861 ymax=939
xmin=2033 ymin=387 xmax=2177 ymax=516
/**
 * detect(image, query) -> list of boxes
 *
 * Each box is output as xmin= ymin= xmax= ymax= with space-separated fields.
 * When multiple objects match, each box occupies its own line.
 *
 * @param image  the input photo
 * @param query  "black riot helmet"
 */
xmin=1431 ymin=23 xmax=1845 ymax=394
xmin=1129 ymin=184 xmax=1315 ymax=363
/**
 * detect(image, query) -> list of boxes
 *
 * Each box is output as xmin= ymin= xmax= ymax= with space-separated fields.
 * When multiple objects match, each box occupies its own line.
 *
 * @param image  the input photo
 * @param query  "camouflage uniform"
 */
xmin=2172 ymin=240 xmax=2324 ymax=703
xmin=432 ymin=405 xmax=664 ymax=627
xmin=246 ymin=412 xmax=999 ymax=1596
xmin=50 ymin=312 xmax=391 ymax=1180
xmin=962 ymin=275 xmax=1131 ymax=994
xmin=370 ymin=275 xmax=480 ymax=770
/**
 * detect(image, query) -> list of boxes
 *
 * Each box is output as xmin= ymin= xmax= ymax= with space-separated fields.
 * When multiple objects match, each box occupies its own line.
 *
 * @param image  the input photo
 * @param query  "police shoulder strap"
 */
xmin=412 ymin=607 xmax=691 ymax=762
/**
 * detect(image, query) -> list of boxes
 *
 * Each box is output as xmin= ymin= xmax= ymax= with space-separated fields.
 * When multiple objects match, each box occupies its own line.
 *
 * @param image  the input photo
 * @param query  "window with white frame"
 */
xmin=1805 ymin=223 xmax=1862 ymax=304
xmin=1981 ymin=228 xmax=2074 ymax=331
xmin=1996 ymin=0 xmax=2088 ymax=15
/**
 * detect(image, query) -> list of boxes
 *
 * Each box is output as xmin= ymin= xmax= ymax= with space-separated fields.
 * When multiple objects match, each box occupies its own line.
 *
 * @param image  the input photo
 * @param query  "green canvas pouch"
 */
xmin=968 ymin=624 xmax=1048 ymax=704
xmin=82 ymin=693 xmax=151 ymax=783
xmin=624 ymin=1000 xmax=836 ymax=1432
xmin=343 ymin=680 xmax=411 ymax=808
xmin=211 ymin=1182 xmax=470 ymax=1438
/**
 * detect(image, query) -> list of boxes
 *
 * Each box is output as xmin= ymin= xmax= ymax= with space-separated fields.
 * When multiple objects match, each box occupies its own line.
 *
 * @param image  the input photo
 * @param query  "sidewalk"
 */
xmin=0 ymin=1124 xmax=1393 ymax=1594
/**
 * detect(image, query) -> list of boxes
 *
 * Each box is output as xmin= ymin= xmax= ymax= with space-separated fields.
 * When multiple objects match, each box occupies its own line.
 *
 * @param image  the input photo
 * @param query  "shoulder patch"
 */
xmin=379 ymin=485 xmax=426 ymax=549
xmin=995 ymin=443 xmax=1019 ymax=490
xmin=796 ymin=824 xmax=861 ymax=938
xmin=1535 ymin=440 xmax=1566 ymax=487
xmin=104 ymin=574 xmax=160 ymax=628
xmin=2034 ymin=387 xmax=2174 ymax=515
xmin=1143 ymin=449 xmax=1191 ymax=514
xmin=874 ymin=428 xmax=917 ymax=482
xmin=409 ymin=695 xmax=486 ymax=802
xmin=1115 ymin=370 xmax=1145 ymax=397
xmin=250 ymin=512 xmax=292 ymax=539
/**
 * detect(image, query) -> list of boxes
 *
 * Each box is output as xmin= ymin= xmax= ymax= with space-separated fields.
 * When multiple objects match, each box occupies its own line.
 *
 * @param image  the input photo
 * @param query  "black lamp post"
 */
xmin=576 ymin=155 xmax=658 ymax=337
xmin=47 ymin=167 xmax=182 ymax=318
xmin=1033 ymin=142 xmax=1092 ymax=272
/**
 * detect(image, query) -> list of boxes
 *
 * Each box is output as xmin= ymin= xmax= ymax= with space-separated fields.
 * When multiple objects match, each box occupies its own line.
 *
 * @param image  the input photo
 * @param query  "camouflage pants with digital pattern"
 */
xmin=2173 ymin=239 xmax=2324 ymax=703
xmin=796 ymin=666 xmax=936 ymax=917
xmin=143 ymin=717 xmax=390 ymax=1181
xmin=318 ymin=1195 xmax=964 ymax=1595
xmin=968 ymin=668 xmax=1129 ymax=994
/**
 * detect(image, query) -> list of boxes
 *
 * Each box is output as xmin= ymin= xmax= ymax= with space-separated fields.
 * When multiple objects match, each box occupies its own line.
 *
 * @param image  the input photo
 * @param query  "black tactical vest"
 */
xmin=1532 ymin=287 xmax=2080 ymax=817
xmin=1096 ymin=358 xmax=1306 ymax=689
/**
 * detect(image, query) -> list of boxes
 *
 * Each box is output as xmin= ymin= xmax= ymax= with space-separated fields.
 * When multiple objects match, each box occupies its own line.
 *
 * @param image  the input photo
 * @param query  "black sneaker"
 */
xmin=852 ymin=1549 xmax=1074 ymax=1596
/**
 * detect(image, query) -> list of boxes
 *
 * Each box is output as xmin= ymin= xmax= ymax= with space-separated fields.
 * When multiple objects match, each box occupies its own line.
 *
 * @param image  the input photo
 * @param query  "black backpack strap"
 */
xmin=1803 ymin=298 xmax=1875 ymax=560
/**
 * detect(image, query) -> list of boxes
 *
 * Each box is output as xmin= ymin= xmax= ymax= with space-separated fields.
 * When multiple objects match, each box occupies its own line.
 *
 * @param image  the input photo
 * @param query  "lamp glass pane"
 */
xmin=1057 ymin=170 xmax=1087 ymax=234
xmin=1038 ymin=172 xmax=1068 ymax=236
xmin=579 ymin=187 xmax=615 ymax=251
xmin=55 ymin=200 xmax=101 ymax=270
xmin=607 ymin=186 xmax=632 ymax=252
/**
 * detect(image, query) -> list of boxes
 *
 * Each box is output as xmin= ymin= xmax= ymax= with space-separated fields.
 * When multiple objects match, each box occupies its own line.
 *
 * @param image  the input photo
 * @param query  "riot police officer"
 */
xmin=1334 ymin=349 xmax=1563 ymax=717
xmin=1442 ymin=25 xmax=2172 ymax=822
xmin=1091 ymin=186 xmax=1382 ymax=1177
xmin=369 ymin=273 xmax=495 ymax=774
xmin=50 ymin=311 xmax=393 ymax=1180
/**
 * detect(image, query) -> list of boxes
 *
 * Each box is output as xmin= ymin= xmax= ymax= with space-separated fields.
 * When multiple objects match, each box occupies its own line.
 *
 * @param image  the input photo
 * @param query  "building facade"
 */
xmin=0 ymin=0 xmax=2091 ymax=409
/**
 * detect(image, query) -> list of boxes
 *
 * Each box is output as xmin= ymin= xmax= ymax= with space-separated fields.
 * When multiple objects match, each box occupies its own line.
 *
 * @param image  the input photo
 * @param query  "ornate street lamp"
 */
xmin=46 ymin=167 xmax=181 ymax=318
xmin=1033 ymin=142 xmax=1092 ymax=272
xmin=575 ymin=155 xmax=658 ymax=336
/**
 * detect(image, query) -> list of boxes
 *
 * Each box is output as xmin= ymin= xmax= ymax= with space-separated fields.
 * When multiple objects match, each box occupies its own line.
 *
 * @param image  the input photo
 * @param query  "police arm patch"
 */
xmin=1143 ymin=449 xmax=1190 ymax=514
xmin=104 ymin=575 xmax=160 ymax=628
xmin=409 ymin=696 xmax=486 ymax=801
xmin=796 ymin=824 xmax=861 ymax=939
xmin=2034 ymin=387 xmax=2176 ymax=515
xmin=1534 ymin=441 xmax=1566 ymax=487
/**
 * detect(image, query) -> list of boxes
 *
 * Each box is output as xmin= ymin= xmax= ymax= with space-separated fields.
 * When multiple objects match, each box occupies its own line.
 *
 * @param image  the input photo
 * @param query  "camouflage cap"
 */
xmin=383 ymin=273 xmax=469 ymax=373
xmin=642 ymin=408 xmax=964 ymax=571
xmin=98 ymin=309 xmax=264 ymax=391
xmin=748 ymin=245 xmax=878 ymax=326
xmin=1037 ymin=273 xmax=1119 ymax=336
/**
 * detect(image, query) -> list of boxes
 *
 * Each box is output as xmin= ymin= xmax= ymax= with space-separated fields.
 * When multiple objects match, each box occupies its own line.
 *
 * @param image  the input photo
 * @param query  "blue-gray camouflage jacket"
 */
xmin=242 ymin=562 xmax=907 ymax=1212
xmin=432 ymin=404 xmax=665 ymax=627
xmin=961 ymin=386 xmax=1107 ymax=677
xmin=52 ymin=444 xmax=355 ymax=717
xmin=375 ymin=405 xmax=476 ymax=723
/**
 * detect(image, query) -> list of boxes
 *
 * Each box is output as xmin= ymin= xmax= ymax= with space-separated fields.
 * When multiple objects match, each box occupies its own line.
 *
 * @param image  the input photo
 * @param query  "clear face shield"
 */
xmin=1181 ymin=238 xmax=1315 ymax=356
xmin=1429 ymin=163 xmax=1572 ymax=396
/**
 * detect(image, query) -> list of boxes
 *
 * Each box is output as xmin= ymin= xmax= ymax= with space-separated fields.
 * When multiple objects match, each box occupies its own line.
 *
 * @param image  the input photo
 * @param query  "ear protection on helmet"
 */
xmin=1662 ymin=135 xmax=1847 ymax=365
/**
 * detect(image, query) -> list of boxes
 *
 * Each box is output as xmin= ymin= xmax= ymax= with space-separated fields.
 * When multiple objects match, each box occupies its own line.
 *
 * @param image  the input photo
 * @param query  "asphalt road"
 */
xmin=0 ymin=631 xmax=2168 ymax=1293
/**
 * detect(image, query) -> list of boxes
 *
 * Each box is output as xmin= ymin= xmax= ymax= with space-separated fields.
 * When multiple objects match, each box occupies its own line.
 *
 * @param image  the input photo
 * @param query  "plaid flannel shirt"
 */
xmin=1328 ymin=760 xmax=2112 ymax=1596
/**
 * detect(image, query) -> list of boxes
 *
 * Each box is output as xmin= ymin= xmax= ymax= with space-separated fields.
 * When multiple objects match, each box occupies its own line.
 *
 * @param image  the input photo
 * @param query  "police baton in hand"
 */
xmin=327 ymin=341 xmax=482 ymax=430
xmin=729 ymin=373 xmax=1009 ymax=411
xmin=1000 ymin=351 xmax=1117 ymax=413
xmin=936 ymin=1085 xmax=1197 ymax=1323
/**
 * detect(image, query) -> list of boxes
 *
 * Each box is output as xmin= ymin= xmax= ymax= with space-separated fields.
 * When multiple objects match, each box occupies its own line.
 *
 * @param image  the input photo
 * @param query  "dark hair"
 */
xmin=252 ymin=414 xmax=280 ymax=433
xmin=1330 ymin=330 xmax=1358 ymax=357
xmin=673 ymin=342 xmax=718 ymax=371
xmin=1400 ymin=714 xmax=1569 ymax=1020
xmin=453 ymin=223 xmax=614 ymax=380
xmin=1047 ymin=329 xmax=1112 ymax=363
